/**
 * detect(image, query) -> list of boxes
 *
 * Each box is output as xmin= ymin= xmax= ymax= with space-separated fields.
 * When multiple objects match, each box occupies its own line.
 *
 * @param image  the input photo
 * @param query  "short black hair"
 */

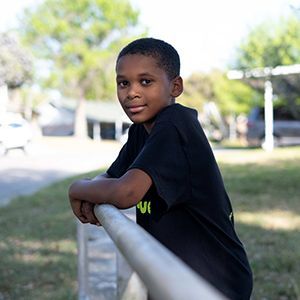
xmin=117 ymin=37 xmax=180 ymax=79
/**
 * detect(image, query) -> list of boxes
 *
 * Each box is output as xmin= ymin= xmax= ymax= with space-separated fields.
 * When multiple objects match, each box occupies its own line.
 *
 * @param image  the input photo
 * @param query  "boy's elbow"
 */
xmin=102 ymin=169 xmax=151 ymax=209
xmin=110 ymin=181 xmax=140 ymax=209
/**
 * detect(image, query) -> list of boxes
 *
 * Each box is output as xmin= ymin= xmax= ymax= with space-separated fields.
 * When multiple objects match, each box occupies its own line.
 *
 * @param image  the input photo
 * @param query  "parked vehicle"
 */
xmin=0 ymin=113 xmax=33 ymax=155
xmin=246 ymin=105 xmax=300 ymax=147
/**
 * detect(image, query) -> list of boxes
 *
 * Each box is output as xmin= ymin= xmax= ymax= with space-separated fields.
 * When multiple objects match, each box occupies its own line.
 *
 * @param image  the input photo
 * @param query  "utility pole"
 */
xmin=227 ymin=64 xmax=300 ymax=151
xmin=263 ymin=81 xmax=273 ymax=151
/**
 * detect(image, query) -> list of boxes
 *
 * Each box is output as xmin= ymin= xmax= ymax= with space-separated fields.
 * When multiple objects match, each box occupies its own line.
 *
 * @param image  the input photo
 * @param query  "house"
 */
xmin=36 ymin=98 xmax=131 ymax=140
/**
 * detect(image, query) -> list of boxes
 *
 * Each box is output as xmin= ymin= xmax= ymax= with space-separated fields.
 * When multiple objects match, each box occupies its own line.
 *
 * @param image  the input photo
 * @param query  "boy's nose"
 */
xmin=127 ymin=84 xmax=140 ymax=100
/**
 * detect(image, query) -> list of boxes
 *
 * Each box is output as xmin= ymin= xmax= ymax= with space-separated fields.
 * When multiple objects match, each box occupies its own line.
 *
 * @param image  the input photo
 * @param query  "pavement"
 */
xmin=0 ymin=136 xmax=122 ymax=206
xmin=0 ymin=136 xmax=125 ymax=299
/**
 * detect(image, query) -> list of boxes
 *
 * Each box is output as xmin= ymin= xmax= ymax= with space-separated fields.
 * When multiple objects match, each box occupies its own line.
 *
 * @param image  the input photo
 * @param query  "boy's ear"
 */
xmin=171 ymin=76 xmax=183 ymax=98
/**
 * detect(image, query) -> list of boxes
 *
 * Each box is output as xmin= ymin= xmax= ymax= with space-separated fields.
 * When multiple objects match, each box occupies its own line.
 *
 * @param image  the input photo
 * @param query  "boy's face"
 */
xmin=116 ymin=54 xmax=182 ymax=132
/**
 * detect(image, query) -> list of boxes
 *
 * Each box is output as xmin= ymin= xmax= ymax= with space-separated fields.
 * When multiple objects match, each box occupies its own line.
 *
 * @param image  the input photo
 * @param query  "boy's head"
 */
xmin=116 ymin=37 xmax=183 ymax=132
xmin=117 ymin=37 xmax=180 ymax=80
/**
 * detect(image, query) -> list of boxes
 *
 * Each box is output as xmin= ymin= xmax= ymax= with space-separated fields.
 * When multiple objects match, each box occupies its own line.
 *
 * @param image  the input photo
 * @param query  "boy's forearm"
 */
xmin=68 ymin=177 xmax=138 ymax=209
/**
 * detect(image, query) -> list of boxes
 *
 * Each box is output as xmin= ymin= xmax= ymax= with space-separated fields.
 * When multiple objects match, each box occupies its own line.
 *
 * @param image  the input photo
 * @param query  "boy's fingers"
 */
xmin=69 ymin=197 xmax=88 ymax=223
xmin=81 ymin=202 xmax=100 ymax=225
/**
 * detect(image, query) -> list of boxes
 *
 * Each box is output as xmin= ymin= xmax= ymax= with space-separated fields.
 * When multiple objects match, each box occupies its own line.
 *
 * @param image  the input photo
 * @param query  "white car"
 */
xmin=0 ymin=113 xmax=33 ymax=155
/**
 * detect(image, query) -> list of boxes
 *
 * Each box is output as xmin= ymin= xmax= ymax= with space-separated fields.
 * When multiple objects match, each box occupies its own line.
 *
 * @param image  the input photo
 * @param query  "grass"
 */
xmin=0 ymin=147 xmax=300 ymax=299
xmin=217 ymin=146 xmax=300 ymax=300
xmin=0 ymin=171 xmax=99 ymax=300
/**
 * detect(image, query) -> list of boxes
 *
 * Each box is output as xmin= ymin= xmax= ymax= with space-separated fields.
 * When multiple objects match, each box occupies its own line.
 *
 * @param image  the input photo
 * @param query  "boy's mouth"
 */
xmin=126 ymin=104 xmax=147 ymax=114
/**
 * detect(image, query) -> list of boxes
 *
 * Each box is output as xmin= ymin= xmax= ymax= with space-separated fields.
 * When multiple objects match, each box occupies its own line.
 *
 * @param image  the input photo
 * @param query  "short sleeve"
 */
xmin=106 ymin=124 xmax=147 ymax=178
xmin=106 ymin=142 xmax=132 ymax=178
xmin=128 ymin=121 xmax=190 ymax=209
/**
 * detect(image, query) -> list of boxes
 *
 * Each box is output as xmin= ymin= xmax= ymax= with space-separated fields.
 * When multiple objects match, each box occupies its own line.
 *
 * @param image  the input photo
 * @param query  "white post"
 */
xmin=77 ymin=221 xmax=90 ymax=300
xmin=115 ymin=119 xmax=123 ymax=141
xmin=93 ymin=122 xmax=101 ymax=140
xmin=262 ymin=80 xmax=274 ymax=151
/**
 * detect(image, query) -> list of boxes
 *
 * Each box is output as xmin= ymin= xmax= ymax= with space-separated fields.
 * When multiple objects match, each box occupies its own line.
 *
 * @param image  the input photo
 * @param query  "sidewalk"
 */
xmin=0 ymin=136 xmax=122 ymax=206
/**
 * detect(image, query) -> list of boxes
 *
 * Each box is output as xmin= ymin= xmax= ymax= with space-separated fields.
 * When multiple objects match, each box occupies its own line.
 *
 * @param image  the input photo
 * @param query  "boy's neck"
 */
xmin=143 ymin=102 xmax=176 ymax=133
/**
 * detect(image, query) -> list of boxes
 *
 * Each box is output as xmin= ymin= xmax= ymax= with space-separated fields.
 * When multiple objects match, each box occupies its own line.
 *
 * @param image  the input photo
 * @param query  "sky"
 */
xmin=0 ymin=0 xmax=298 ymax=77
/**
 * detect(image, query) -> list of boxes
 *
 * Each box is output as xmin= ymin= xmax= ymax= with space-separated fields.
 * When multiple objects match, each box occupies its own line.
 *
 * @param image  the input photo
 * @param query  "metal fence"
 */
xmin=77 ymin=204 xmax=226 ymax=300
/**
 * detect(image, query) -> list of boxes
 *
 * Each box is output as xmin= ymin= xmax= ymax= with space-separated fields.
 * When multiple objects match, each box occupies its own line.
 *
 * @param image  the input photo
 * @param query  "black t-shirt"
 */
xmin=107 ymin=103 xmax=253 ymax=299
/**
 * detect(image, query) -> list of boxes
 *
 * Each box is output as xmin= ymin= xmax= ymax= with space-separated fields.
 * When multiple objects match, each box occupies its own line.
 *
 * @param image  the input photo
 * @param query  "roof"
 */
xmin=60 ymin=98 xmax=131 ymax=123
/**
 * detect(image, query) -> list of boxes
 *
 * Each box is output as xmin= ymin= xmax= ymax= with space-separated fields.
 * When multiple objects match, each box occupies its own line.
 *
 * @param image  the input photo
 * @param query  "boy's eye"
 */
xmin=141 ymin=79 xmax=151 ymax=85
xmin=118 ymin=80 xmax=129 ymax=88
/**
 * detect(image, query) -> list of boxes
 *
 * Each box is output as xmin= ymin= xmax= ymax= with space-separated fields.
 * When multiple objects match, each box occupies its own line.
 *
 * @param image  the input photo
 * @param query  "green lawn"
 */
xmin=217 ymin=146 xmax=300 ymax=300
xmin=0 ymin=147 xmax=299 ymax=299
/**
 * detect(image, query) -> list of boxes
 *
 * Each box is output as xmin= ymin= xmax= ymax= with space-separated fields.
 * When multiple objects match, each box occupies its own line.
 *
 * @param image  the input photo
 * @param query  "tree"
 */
xmin=0 ymin=33 xmax=32 ymax=89
xmin=182 ymin=70 xmax=260 ymax=115
xmin=181 ymin=70 xmax=261 ymax=140
xmin=212 ymin=70 xmax=262 ymax=115
xmin=19 ymin=0 xmax=144 ymax=137
xmin=180 ymin=73 xmax=215 ymax=111
xmin=233 ymin=14 xmax=300 ymax=115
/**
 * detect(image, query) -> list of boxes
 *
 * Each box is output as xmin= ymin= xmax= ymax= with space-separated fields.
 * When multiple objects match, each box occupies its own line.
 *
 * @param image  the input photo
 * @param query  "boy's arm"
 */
xmin=68 ymin=172 xmax=111 ymax=226
xmin=68 ymin=169 xmax=152 ymax=221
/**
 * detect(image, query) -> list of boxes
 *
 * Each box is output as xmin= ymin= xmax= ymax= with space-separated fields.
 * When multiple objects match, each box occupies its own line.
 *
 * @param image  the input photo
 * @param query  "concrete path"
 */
xmin=0 ymin=136 xmax=122 ymax=206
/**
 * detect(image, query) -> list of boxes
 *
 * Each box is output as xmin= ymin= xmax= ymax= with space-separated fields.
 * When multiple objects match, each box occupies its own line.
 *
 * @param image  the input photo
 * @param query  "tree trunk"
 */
xmin=74 ymin=96 xmax=88 ymax=138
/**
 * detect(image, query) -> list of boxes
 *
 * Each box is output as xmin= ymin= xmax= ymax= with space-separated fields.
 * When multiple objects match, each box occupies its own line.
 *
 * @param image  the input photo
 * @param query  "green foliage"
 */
xmin=183 ymin=13 xmax=300 ymax=117
xmin=19 ymin=0 xmax=145 ymax=100
xmin=180 ymin=73 xmax=213 ymax=111
xmin=213 ymin=71 xmax=263 ymax=114
xmin=0 ymin=33 xmax=33 ymax=88
xmin=181 ymin=70 xmax=261 ymax=115
xmin=234 ymin=15 xmax=300 ymax=69
xmin=233 ymin=14 xmax=300 ymax=111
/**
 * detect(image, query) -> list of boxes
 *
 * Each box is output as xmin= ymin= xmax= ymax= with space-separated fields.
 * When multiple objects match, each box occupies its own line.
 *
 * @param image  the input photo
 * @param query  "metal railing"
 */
xmin=78 ymin=204 xmax=226 ymax=300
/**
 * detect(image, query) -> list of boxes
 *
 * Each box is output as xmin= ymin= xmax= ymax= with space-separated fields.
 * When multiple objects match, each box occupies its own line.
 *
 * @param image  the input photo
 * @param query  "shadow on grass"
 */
xmin=236 ymin=222 xmax=300 ymax=300
xmin=0 ymin=242 xmax=77 ymax=299
xmin=0 ymin=174 xmax=89 ymax=300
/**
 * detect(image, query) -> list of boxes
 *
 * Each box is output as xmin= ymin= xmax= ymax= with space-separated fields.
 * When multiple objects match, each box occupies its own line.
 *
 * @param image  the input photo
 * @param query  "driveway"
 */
xmin=0 ymin=137 xmax=122 ymax=206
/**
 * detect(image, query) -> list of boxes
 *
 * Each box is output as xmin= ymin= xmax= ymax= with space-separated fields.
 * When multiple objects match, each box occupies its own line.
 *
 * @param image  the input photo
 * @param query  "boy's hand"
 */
xmin=81 ymin=201 xmax=101 ymax=226
xmin=69 ymin=196 xmax=89 ymax=224
xmin=69 ymin=196 xmax=101 ymax=226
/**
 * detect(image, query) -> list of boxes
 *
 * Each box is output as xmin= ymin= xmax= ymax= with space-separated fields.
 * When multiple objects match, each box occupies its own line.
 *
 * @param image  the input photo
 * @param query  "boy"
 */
xmin=69 ymin=37 xmax=253 ymax=299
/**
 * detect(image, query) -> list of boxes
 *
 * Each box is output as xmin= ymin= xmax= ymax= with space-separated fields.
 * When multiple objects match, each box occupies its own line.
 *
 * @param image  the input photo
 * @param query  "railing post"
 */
xmin=117 ymin=249 xmax=147 ymax=300
xmin=77 ymin=221 xmax=89 ymax=300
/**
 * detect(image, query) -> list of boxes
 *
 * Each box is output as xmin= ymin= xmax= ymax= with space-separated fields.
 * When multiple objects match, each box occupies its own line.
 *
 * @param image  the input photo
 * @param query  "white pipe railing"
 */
xmin=91 ymin=204 xmax=227 ymax=300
